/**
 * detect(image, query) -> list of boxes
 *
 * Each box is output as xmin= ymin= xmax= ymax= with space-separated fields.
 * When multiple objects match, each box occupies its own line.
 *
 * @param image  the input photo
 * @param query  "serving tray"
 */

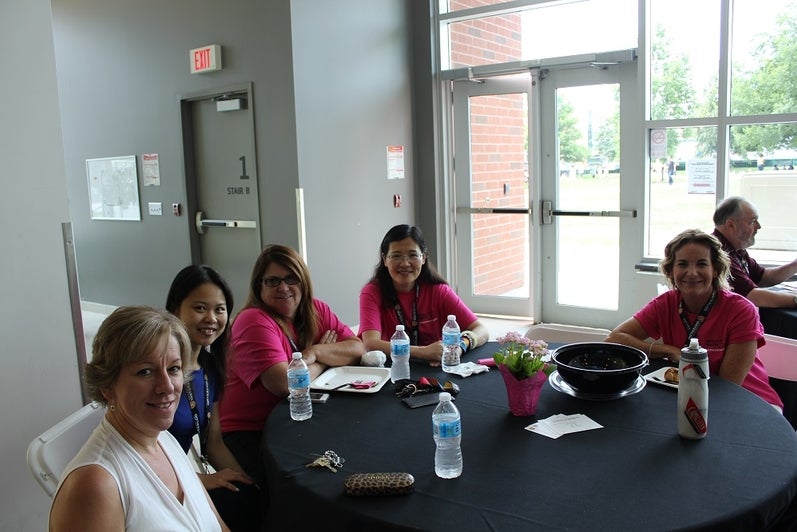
xmin=310 ymin=366 xmax=391 ymax=393
xmin=548 ymin=370 xmax=646 ymax=401
xmin=644 ymin=366 xmax=679 ymax=390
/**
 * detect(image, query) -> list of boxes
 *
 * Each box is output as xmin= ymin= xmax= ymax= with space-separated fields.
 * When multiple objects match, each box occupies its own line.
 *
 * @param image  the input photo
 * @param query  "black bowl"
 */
xmin=551 ymin=342 xmax=648 ymax=395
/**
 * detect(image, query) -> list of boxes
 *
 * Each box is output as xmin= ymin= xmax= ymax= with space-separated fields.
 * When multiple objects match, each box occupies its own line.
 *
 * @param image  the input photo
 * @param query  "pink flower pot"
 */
xmin=498 ymin=365 xmax=547 ymax=416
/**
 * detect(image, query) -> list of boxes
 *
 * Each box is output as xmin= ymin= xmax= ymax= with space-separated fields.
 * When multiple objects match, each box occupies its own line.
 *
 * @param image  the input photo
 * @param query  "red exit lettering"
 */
xmin=194 ymin=48 xmax=210 ymax=71
xmin=190 ymin=45 xmax=221 ymax=74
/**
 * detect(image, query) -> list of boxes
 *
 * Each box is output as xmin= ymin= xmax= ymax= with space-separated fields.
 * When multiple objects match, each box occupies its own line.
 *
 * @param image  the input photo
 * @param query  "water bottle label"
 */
xmin=438 ymin=419 xmax=461 ymax=438
xmin=288 ymin=371 xmax=310 ymax=389
xmin=443 ymin=331 xmax=459 ymax=346
xmin=684 ymin=396 xmax=707 ymax=435
xmin=682 ymin=363 xmax=707 ymax=379
xmin=392 ymin=342 xmax=410 ymax=356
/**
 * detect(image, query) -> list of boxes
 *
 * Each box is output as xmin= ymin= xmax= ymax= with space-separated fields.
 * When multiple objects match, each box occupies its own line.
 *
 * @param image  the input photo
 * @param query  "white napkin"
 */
xmin=525 ymin=414 xmax=603 ymax=439
xmin=361 ymin=350 xmax=386 ymax=367
xmin=444 ymin=361 xmax=490 ymax=378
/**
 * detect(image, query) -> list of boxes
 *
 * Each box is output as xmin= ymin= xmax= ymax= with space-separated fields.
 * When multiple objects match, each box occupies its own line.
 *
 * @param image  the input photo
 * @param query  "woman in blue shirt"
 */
xmin=166 ymin=265 xmax=262 ymax=531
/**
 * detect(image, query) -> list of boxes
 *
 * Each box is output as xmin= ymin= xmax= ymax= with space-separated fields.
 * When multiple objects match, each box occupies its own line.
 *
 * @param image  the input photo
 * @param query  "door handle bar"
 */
xmin=540 ymin=200 xmax=636 ymax=225
xmin=456 ymin=207 xmax=532 ymax=215
xmin=195 ymin=211 xmax=257 ymax=235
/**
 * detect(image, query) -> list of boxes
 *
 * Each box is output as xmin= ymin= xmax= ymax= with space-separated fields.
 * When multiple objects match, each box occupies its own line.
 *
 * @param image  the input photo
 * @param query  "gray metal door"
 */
xmin=182 ymin=84 xmax=262 ymax=309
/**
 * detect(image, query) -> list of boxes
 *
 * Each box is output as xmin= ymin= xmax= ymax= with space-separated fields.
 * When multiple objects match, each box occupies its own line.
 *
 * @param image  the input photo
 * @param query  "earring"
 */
xmin=109 ymin=403 xmax=116 ymax=412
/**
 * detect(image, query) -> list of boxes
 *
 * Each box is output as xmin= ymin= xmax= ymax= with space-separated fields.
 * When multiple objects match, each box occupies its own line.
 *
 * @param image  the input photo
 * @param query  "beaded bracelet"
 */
xmin=460 ymin=331 xmax=477 ymax=353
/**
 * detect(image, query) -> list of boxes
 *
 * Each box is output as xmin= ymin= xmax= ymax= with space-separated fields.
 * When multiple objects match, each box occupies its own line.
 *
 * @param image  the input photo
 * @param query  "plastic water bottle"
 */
xmin=433 ymin=392 xmax=462 ymax=478
xmin=677 ymin=338 xmax=709 ymax=439
xmin=390 ymin=325 xmax=411 ymax=382
xmin=287 ymin=352 xmax=312 ymax=421
xmin=441 ymin=314 xmax=461 ymax=373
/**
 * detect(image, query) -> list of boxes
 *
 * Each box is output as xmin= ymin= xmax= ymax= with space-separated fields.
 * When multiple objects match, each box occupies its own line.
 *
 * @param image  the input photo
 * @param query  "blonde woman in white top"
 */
xmin=49 ymin=306 xmax=229 ymax=532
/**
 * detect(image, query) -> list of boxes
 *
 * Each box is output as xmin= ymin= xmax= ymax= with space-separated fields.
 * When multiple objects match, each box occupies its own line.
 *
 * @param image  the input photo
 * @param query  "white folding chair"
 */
xmin=758 ymin=333 xmax=797 ymax=381
xmin=26 ymin=402 xmax=105 ymax=497
xmin=525 ymin=323 xmax=611 ymax=344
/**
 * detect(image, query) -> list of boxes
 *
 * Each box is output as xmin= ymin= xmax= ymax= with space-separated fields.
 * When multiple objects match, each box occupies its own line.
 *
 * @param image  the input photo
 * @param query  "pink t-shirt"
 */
xmin=359 ymin=281 xmax=478 ymax=345
xmin=634 ymin=289 xmax=782 ymax=407
xmin=219 ymin=300 xmax=356 ymax=432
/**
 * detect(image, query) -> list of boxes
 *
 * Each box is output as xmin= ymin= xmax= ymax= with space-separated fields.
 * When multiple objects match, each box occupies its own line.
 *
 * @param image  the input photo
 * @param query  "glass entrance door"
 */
xmin=453 ymin=74 xmax=535 ymax=317
xmin=451 ymin=62 xmax=640 ymax=328
xmin=539 ymin=63 xmax=640 ymax=329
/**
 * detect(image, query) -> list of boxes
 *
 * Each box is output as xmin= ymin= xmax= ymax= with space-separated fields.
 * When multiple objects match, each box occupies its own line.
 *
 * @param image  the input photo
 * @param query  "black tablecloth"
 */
xmin=263 ymin=343 xmax=797 ymax=532
xmin=759 ymin=307 xmax=797 ymax=339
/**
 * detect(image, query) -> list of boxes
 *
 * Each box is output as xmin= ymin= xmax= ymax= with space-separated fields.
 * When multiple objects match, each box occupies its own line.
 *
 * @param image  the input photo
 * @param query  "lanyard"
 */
xmin=678 ymin=289 xmax=716 ymax=346
xmin=733 ymin=252 xmax=750 ymax=275
xmin=393 ymin=283 xmax=419 ymax=346
xmin=184 ymin=370 xmax=211 ymax=474
xmin=288 ymin=335 xmax=300 ymax=353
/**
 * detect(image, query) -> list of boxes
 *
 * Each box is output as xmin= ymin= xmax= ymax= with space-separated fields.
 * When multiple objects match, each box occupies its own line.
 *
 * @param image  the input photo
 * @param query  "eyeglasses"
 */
xmin=262 ymin=275 xmax=300 ymax=288
xmin=732 ymin=217 xmax=759 ymax=227
xmin=385 ymin=252 xmax=424 ymax=263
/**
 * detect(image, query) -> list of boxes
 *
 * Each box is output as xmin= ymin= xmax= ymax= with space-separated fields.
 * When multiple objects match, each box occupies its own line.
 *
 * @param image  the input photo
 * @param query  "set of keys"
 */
xmin=305 ymin=449 xmax=345 ymax=472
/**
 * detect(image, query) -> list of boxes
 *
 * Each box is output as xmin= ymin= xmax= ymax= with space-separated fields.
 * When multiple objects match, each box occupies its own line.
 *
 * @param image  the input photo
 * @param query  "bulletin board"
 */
xmin=86 ymin=155 xmax=141 ymax=221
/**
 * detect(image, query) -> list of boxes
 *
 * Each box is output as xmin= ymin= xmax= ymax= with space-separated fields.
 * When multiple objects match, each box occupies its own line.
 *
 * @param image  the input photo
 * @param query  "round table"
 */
xmin=263 ymin=343 xmax=797 ymax=531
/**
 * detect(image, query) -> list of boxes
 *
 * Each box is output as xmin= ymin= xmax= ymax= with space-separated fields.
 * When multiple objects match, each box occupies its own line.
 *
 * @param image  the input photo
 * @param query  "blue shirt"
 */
xmin=169 ymin=358 xmax=219 ymax=453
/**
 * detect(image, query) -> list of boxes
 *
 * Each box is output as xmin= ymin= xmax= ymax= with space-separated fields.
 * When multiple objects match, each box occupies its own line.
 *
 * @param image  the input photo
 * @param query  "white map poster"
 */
xmin=86 ymin=155 xmax=141 ymax=220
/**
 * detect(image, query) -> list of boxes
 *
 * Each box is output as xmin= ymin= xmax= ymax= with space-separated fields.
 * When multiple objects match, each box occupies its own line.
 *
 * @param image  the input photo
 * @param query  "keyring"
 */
xmin=306 ymin=449 xmax=345 ymax=472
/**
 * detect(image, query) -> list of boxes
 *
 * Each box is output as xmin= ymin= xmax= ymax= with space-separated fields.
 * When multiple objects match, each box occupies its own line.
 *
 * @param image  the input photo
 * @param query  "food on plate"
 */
xmin=664 ymin=367 xmax=680 ymax=384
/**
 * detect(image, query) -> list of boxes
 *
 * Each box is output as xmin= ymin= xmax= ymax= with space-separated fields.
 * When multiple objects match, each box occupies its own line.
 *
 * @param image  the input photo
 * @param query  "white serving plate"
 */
xmin=644 ymin=366 xmax=679 ymax=390
xmin=310 ymin=366 xmax=391 ymax=393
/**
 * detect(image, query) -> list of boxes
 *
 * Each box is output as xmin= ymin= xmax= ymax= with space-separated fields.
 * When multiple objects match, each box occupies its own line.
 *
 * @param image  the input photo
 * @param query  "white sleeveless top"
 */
xmin=54 ymin=416 xmax=221 ymax=531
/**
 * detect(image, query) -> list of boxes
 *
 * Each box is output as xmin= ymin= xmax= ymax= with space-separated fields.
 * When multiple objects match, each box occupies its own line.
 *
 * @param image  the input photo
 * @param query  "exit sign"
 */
xmin=190 ymin=45 xmax=222 ymax=74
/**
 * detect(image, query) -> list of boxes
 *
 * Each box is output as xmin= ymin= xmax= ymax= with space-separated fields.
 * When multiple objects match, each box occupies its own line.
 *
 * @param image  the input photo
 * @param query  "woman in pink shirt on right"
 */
xmin=607 ymin=229 xmax=782 ymax=410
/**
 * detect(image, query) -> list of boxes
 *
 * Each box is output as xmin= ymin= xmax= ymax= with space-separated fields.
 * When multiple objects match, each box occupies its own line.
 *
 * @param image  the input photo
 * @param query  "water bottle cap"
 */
xmin=447 ymin=315 xmax=456 ymax=320
xmin=291 ymin=352 xmax=302 ymax=360
xmin=689 ymin=338 xmax=700 ymax=350
xmin=439 ymin=392 xmax=452 ymax=401
xmin=396 ymin=325 xmax=405 ymax=331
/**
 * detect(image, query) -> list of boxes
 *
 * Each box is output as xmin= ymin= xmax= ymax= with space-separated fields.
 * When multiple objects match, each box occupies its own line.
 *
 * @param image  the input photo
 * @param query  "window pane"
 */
xmin=647 ymin=127 xmax=717 ymax=257
xmin=444 ymin=0 xmax=636 ymax=69
xmin=730 ymin=124 xmax=797 ymax=261
xmin=468 ymin=91 xmax=530 ymax=297
xmin=444 ymin=0 xmax=515 ymax=14
xmin=447 ymin=11 xmax=524 ymax=68
xmin=557 ymin=84 xmax=620 ymax=310
xmin=731 ymin=0 xmax=797 ymax=116
xmin=649 ymin=0 xmax=720 ymax=120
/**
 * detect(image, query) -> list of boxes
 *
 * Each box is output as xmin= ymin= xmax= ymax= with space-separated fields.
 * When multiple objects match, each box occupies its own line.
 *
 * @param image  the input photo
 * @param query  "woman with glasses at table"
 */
xmin=219 ymin=244 xmax=364 ymax=485
xmin=359 ymin=224 xmax=489 ymax=366
xmin=606 ymin=229 xmax=783 ymax=410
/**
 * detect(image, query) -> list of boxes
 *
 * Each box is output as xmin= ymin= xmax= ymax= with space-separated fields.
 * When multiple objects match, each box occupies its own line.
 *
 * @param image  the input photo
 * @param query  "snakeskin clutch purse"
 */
xmin=343 ymin=472 xmax=415 ymax=496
